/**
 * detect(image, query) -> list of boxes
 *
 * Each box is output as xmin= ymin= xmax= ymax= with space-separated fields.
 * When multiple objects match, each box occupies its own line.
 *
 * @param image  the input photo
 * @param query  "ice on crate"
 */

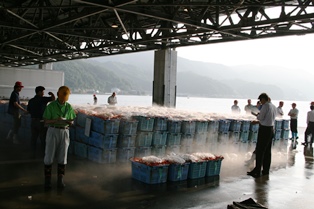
xmin=141 ymin=155 xmax=164 ymax=164
xmin=192 ymin=152 xmax=216 ymax=160
xmin=163 ymin=153 xmax=186 ymax=164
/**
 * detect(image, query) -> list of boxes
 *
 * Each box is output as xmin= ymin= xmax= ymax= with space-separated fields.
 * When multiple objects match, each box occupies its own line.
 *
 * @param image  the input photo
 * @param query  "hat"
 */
xmin=292 ymin=103 xmax=296 ymax=106
xmin=15 ymin=81 xmax=24 ymax=88
xmin=311 ymin=101 xmax=314 ymax=106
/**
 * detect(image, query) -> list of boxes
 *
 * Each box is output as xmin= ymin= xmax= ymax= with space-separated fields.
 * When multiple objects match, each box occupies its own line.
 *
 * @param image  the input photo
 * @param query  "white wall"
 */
xmin=0 ymin=67 xmax=64 ymax=99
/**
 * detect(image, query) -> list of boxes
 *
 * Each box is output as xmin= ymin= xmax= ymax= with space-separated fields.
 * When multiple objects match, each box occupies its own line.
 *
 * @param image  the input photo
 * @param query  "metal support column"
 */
xmin=152 ymin=48 xmax=177 ymax=108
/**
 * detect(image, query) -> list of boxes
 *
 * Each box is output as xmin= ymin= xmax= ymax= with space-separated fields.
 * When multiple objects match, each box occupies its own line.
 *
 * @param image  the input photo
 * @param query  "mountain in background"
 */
xmin=52 ymin=51 xmax=311 ymax=100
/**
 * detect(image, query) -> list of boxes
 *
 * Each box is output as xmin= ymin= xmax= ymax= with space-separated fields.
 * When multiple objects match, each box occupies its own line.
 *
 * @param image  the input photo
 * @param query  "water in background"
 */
xmin=68 ymin=94 xmax=310 ymax=128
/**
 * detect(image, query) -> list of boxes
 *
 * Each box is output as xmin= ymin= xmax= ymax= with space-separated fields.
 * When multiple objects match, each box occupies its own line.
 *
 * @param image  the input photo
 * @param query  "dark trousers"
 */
xmin=12 ymin=112 xmax=21 ymax=134
xmin=254 ymin=125 xmax=273 ymax=174
xmin=304 ymin=122 xmax=314 ymax=144
xmin=31 ymin=118 xmax=47 ymax=153
xmin=290 ymin=119 xmax=298 ymax=133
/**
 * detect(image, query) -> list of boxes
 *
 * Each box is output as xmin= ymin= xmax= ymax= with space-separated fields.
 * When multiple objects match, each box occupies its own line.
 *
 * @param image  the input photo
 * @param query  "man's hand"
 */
xmin=251 ymin=120 xmax=259 ymax=125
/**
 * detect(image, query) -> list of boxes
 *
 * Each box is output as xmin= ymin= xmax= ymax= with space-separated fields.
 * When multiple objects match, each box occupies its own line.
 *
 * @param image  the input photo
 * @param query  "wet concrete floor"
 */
xmin=1 ymin=130 xmax=314 ymax=209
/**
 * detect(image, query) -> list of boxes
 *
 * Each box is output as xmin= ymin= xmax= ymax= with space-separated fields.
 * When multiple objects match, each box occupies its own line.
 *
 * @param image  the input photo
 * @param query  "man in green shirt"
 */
xmin=43 ymin=86 xmax=76 ymax=190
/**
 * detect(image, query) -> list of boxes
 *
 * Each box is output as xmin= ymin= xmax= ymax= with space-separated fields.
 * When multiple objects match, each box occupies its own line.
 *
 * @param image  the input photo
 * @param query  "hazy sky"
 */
xmin=177 ymin=33 xmax=314 ymax=74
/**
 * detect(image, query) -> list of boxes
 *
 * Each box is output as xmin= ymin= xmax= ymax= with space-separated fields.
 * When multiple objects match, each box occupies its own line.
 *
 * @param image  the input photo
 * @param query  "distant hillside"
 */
xmin=48 ymin=51 xmax=311 ymax=100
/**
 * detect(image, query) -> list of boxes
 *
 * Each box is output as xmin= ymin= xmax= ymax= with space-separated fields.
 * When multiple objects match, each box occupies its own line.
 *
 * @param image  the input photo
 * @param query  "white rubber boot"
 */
xmin=6 ymin=130 xmax=13 ymax=140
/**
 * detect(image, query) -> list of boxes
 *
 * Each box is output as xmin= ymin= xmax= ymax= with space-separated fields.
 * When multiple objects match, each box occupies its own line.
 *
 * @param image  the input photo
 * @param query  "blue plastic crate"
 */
xmin=206 ymin=132 xmax=218 ymax=143
xmin=180 ymin=145 xmax=192 ymax=154
xmin=206 ymin=159 xmax=222 ymax=177
xmin=167 ymin=133 xmax=181 ymax=146
xmin=188 ymin=161 xmax=207 ymax=179
xmin=152 ymin=131 xmax=167 ymax=146
xmin=274 ymin=120 xmax=282 ymax=130
xmin=218 ymin=120 xmax=231 ymax=133
xmin=168 ymin=163 xmax=190 ymax=181
xmin=249 ymin=131 xmax=258 ymax=142
xmin=117 ymin=134 xmax=136 ymax=148
xmin=135 ymin=147 xmax=152 ymax=158
xmin=151 ymin=145 xmax=166 ymax=157
xmin=229 ymin=131 xmax=240 ymax=142
xmin=75 ymin=126 xmax=89 ymax=144
xmin=89 ymin=132 xmax=118 ymax=149
xmin=274 ymin=129 xmax=282 ymax=140
xmin=117 ymin=147 xmax=135 ymax=163
xmin=69 ymin=127 xmax=76 ymax=141
xmin=68 ymin=140 xmax=74 ymax=155
xmin=166 ymin=145 xmax=181 ymax=154
xmin=135 ymin=131 xmax=153 ymax=147
xmin=250 ymin=124 xmax=259 ymax=132
xmin=74 ymin=141 xmax=87 ymax=159
xmin=119 ymin=120 xmax=138 ymax=135
xmin=181 ymin=121 xmax=196 ymax=134
xmin=76 ymin=112 xmax=92 ymax=127
xmin=241 ymin=120 xmax=251 ymax=132
xmin=240 ymin=131 xmax=249 ymax=143
xmin=167 ymin=120 xmax=182 ymax=133
xmin=195 ymin=121 xmax=208 ymax=133
xmin=131 ymin=161 xmax=169 ymax=184
xmin=134 ymin=116 xmax=155 ymax=132
xmin=194 ymin=132 xmax=207 ymax=145
xmin=229 ymin=120 xmax=242 ymax=132
xmin=282 ymin=120 xmax=290 ymax=130
xmin=87 ymin=146 xmax=116 ymax=163
xmin=153 ymin=117 xmax=168 ymax=131
xmin=281 ymin=129 xmax=290 ymax=139
xmin=91 ymin=116 xmax=120 ymax=134
xmin=208 ymin=120 xmax=219 ymax=133
xmin=181 ymin=134 xmax=194 ymax=146
xmin=0 ymin=103 xmax=5 ymax=113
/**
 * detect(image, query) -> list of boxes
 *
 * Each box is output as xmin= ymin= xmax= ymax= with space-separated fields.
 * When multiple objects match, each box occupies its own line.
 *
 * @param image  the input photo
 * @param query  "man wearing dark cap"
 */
xmin=42 ymin=86 xmax=76 ymax=190
xmin=7 ymin=81 xmax=28 ymax=144
xmin=302 ymin=102 xmax=314 ymax=146
xmin=288 ymin=103 xmax=299 ymax=140
xmin=27 ymin=86 xmax=55 ymax=157
xmin=247 ymin=93 xmax=277 ymax=178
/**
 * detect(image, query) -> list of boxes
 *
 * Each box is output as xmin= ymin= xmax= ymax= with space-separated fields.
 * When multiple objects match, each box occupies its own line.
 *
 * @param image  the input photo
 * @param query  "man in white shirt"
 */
xmin=288 ymin=103 xmax=299 ymax=139
xmin=302 ymin=102 xmax=314 ymax=146
xmin=247 ymin=93 xmax=276 ymax=178
xmin=107 ymin=92 xmax=117 ymax=105
xmin=276 ymin=101 xmax=284 ymax=118
xmin=244 ymin=99 xmax=254 ymax=114
xmin=231 ymin=100 xmax=241 ymax=114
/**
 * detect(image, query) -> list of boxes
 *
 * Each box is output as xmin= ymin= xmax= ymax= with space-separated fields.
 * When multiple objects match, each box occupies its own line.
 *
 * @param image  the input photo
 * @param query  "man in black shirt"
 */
xmin=27 ymin=86 xmax=55 ymax=157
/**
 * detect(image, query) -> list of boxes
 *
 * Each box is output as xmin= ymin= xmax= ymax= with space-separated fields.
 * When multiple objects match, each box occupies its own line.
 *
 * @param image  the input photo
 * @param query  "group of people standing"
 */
xmin=231 ymin=94 xmax=314 ymax=178
xmin=6 ymin=81 xmax=76 ymax=190
xmin=92 ymin=92 xmax=117 ymax=106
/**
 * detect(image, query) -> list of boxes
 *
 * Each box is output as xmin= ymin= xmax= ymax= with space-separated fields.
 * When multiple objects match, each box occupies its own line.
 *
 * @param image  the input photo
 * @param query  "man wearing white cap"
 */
xmin=7 ymin=81 xmax=28 ymax=144
xmin=302 ymin=102 xmax=314 ymax=146
xmin=42 ymin=86 xmax=76 ymax=190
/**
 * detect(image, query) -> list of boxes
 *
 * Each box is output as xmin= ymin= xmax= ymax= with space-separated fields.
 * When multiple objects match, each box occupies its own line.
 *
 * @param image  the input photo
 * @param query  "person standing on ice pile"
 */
xmin=247 ymin=93 xmax=276 ymax=178
xmin=108 ymin=92 xmax=117 ymax=106
xmin=42 ymin=86 xmax=76 ymax=190
xmin=231 ymin=99 xmax=241 ymax=114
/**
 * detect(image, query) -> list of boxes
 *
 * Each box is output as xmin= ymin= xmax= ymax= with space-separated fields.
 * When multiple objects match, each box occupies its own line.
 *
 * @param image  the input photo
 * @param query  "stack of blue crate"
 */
xmin=151 ymin=117 xmax=168 ymax=156
xmin=194 ymin=120 xmax=208 ymax=151
xmin=87 ymin=116 xmax=119 ymax=163
xmin=207 ymin=120 xmax=219 ymax=152
xmin=281 ymin=119 xmax=290 ymax=140
xmin=166 ymin=120 xmax=182 ymax=153
xmin=229 ymin=119 xmax=242 ymax=143
xmin=274 ymin=120 xmax=282 ymax=140
xmin=249 ymin=123 xmax=259 ymax=143
xmin=117 ymin=119 xmax=138 ymax=162
xmin=181 ymin=120 xmax=196 ymax=153
xmin=218 ymin=119 xmax=231 ymax=144
xmin=133 ymin=116 xmax=154 ymax=158
xmin=240 ymin=120 xmax=250 ymax=143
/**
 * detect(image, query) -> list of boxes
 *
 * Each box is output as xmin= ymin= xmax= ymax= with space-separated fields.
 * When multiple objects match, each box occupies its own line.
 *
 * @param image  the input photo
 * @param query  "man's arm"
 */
xmin=14 ymin=102 xmax=28 ymax=113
